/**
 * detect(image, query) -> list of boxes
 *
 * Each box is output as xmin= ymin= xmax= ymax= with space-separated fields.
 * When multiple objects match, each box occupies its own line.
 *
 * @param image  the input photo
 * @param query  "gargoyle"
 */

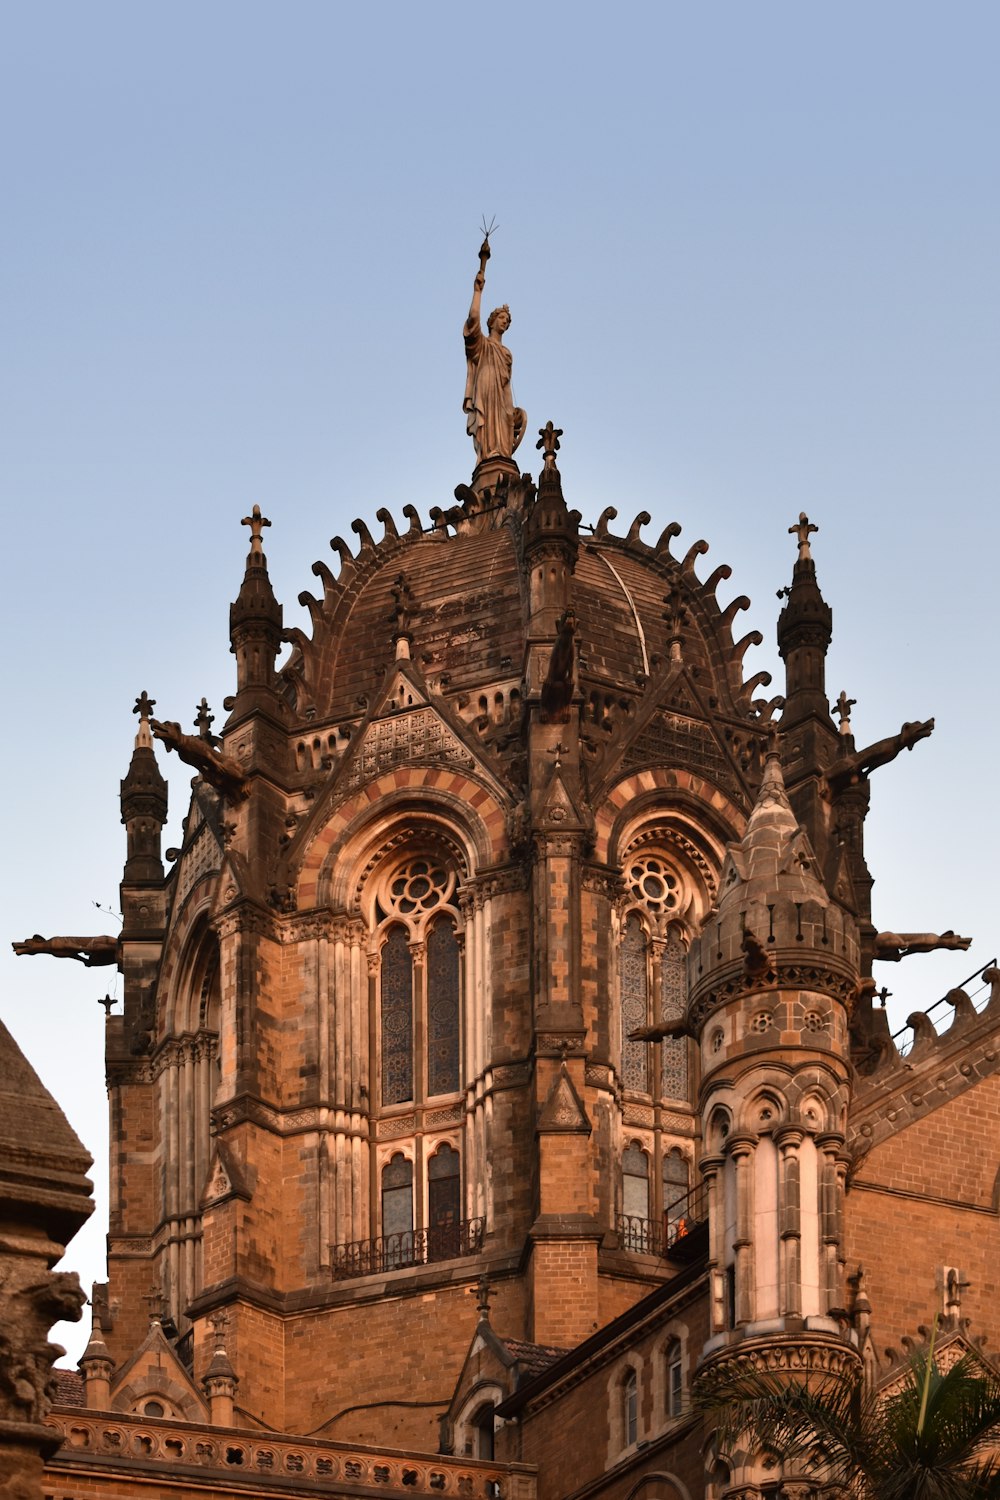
xmin=874 ymin=930 xmax=972 ymax=963
xmin=628 ymin=1017 xmax=696 ymax=1043
xmin=151 ymin=719 xmax=250 ymax=800
xmin=743 ymin=930 xmax=776 ymax=984
xmin=541 ymin=609 xmax=577 ymax=720
xmin=12 ymin=934 xmax=118 ymax=966
xmin=826 ymin=718 xmax=934 ymax=795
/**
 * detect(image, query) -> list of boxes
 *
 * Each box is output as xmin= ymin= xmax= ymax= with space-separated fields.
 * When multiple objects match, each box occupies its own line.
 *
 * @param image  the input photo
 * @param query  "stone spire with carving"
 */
xmin=120 ymin=690 xmax=168 ymax=885
xmin=228 ymin=505 xmax=284 ymax=721
xmin=777 ymin=512 xmax=833 ymax=728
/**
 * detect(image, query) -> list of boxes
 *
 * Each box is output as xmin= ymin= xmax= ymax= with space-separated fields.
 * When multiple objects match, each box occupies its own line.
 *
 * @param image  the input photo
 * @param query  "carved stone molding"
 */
xmin=689 ymin=958 xmax=857 ymax=1030
xmin=698 ymin=1335 xmax=862 ymax=1393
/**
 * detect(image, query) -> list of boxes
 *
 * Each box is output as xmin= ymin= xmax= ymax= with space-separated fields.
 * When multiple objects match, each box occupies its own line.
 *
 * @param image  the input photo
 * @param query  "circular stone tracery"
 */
xmin=626 ymin=853 xmax=679 ymax=915
xmin=384 ymin=856 xmax=455 ymax=918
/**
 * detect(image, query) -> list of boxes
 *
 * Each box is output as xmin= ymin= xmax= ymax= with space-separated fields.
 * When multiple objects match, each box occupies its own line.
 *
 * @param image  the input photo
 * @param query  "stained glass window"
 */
xmin=381 ymin=927 xmax=413 ymax=1105
xmin=381 ymin=1153 xmax=414 ymax=1267
xmin=621 ymin=914 xmax=649 ymax=1092
xmin=660 ymin=930 xmax=688 ymax=1099
xmin=428 ymin=1143 xmax=461 ymax=1261
xmin=427 ymin=919 xmax=460 ymax=1096
xmin=622 ymin=1143 xmax=650 ymax=1222
xmin=663 ymin=1149 xmax=689 ymax=1229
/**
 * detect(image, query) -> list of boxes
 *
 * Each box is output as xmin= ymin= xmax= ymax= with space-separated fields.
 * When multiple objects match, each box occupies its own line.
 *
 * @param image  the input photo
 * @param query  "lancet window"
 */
xmin=374 ymin=854 xmax=461 ymax=1106
xmin=618 ymin=846 xmax=691 ymax=1103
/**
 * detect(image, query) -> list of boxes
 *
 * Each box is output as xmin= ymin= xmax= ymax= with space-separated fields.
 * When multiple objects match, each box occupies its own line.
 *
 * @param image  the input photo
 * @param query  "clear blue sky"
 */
xmin=2 ymin=2 xmax=997 ymax=1360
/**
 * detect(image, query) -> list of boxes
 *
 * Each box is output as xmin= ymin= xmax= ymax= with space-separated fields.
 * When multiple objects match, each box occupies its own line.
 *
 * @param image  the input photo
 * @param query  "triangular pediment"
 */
xmin=604 ymin=667 xmax=754 ymax=805
xmin=201 ymin=1141 xmax=251 ymax=1208
xmin=537 ymin=1063 xmax=591 ymax=1135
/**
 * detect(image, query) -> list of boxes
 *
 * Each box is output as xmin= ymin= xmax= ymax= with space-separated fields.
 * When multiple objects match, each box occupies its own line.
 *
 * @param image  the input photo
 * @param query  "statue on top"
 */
xmin=463 ymin=231 xmax=526 ymax=465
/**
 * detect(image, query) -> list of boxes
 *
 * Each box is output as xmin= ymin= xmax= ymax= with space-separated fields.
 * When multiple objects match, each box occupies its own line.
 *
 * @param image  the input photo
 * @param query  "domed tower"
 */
xmin=689 ymin=743 xmax=863 ymax=1399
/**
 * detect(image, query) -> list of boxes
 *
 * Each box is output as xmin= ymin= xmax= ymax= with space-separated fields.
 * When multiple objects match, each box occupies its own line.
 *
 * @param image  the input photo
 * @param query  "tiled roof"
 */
xmin=500 ymin=1338 xmax=570 ymax=1377
xmin=52 ymin=1367 xmax=85 ymax=1405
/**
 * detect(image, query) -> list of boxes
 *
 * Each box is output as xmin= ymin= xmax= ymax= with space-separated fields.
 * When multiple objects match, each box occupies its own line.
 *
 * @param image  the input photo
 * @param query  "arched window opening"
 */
xmin=622 ymin=1143 xmax=651 ymax=1251
xmin=428 ymin=1144 xmax=461 ymax=1261
xmin=623 ymin=1368 xmax=638 ymax=1448
xmin=472 ymin=1402 xmax=495 ymax=1461
xmin=381 ymin=928 xmax=413 ymax=1105
xmin=660 ymin=929 xmax=688 ymax=1099
xmin=620 ymin=915 xmax=649 ymax=1092
xmin=666 ymin=1339 xmax=683 ymax=1417
xmin=663 ymin=1149 xmax=689 ymax=1237
xmin=426 ymin=918 xmax=460 ymax=1097
xmin=381 ymin=1153 xmax=414 ymax=1268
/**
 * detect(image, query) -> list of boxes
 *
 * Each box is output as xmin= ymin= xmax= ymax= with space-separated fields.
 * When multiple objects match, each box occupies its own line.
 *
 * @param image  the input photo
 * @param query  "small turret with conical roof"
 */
xmin=690 ymin=743 xmax=861 ymax=1399
xmin=777 ymin=512 xmax=833 ymax=727
xmin=120 ymin=690 xmax=168 ymax=886
xmin=228 ymin=504 xmax=283 ymax=722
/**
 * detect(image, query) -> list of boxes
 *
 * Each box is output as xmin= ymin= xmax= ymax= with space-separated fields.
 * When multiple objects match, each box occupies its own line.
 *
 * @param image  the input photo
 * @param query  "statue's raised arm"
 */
xmin=462 ymin=237 xmax=526 ymax=465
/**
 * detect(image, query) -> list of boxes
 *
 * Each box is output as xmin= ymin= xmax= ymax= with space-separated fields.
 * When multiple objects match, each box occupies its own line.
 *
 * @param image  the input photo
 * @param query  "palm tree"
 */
xmin=696 ymin=1342 xmax=1000 ymax=1498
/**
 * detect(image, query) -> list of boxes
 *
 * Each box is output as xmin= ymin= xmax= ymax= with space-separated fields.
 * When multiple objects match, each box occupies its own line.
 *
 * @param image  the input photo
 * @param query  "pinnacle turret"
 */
xmin=776 ymin=512 xmax=833 ymax=727
xmin=229 ymin=505 xmax=283 ymax=716
xmin=120 ymin=691 xmax=168 ymax=883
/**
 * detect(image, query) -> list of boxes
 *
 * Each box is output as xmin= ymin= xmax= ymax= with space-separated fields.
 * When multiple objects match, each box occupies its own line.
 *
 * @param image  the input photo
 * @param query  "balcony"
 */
xmin=616 ymin=1182 xmax=708 ymax=1263
xmin=330 ymin=1217 xmax=485 ymax=1282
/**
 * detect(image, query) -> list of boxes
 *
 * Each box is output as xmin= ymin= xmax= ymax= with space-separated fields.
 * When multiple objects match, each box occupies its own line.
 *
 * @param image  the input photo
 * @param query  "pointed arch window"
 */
xmin=660 ymin=928 xmax=688 ymax=1099
xmin=426 ymin=918 xmax=460 ymax=1096
xmin=620 ymin=914 xmax=649 ymax=1092
xmin=381 ymin=1152 xmax=414 ymax=1268
xmin=381 ymin=927 xmax=414 ymax=1105
xmin=662 ymin=1148 xmax=690 ymax=1233
xmin=623 ymin=1368 xmax=638 ymax=1448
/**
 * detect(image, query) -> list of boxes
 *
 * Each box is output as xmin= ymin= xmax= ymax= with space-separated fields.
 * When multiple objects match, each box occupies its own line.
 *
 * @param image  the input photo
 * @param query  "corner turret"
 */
xmin=690 ymin=745 xmax=861 ymax=1403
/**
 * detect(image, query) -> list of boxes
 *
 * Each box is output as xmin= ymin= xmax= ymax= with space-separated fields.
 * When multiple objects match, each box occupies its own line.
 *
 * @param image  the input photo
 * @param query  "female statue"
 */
xmin=463 ymin=238 xmax=526 ymax=463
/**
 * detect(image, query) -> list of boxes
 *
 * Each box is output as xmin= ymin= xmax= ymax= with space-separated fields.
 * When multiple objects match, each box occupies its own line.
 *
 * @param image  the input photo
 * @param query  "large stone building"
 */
xmin=11 ymin=255 xmax=1000 ymax=1499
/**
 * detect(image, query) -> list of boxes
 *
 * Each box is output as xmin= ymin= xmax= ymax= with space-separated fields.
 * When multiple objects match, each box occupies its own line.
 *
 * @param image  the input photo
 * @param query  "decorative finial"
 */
xmin=142 ymin=1285 xmax=164 ymax=1325
xmin=473 ymin=1273 xmax=494 ymax=1320
xmin=662 ymin=585 xmax=689 ymax=662
xmin=789 ymin=512 xmax=818 ymax=562
xmin=833 ymin=690 xmax=856 ymax=736
xmin=536 ymin=421 xmax=563 ymax=471
xmin=241 ymin=504 xmax=271 ymax=557
xmin=391 ymin=572 xmax=413 ymax=660
xmin=194 ymin=698 xmax=215 ymax=741
xmin=98 ymin=993 xmax=115 ymax=1017
xmin=209 ymin=1310 xmax=229 ymax=1346
xmin=133 ymin=690 xmax=155 ymax=749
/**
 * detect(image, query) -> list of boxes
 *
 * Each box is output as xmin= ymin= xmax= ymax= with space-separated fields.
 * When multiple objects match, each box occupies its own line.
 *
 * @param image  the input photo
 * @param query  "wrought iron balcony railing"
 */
xmin=616 ymin=1182 xmax=709 ymax=1261
xmin=330 ymin=1217 xmax=485 ymax=1281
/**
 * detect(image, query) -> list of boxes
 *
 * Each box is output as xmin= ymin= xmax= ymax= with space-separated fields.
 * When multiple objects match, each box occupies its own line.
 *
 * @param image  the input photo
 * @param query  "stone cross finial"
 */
xmin=98 ymin=993 xmax=115 ymax=1017
xmin=789 ymin=511 xmax=818 ymax=561
xmin=474 ymin=1274 xmax=494 ymax=1320
xmin=194 ymin=698 xmax=215 ymax=739
xmin=242 ymin=504 xmax=271 ymax=556
xmin=133 ymin=691 xmax=155 ymax=721
xmin=663 ymin=585 xmax=689 ymax=661
xmin=833 ymin=690 xmax=856 ymax=735
xmin=536 ymin=421 xmax=562 ymax=470
xmin=142 ymin=1285 xmax=164 ymax=1323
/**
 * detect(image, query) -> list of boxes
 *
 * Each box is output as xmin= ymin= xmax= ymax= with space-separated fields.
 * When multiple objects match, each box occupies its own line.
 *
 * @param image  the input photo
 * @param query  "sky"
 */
xmin=1 ymin=2 xmax=997 ymax=1363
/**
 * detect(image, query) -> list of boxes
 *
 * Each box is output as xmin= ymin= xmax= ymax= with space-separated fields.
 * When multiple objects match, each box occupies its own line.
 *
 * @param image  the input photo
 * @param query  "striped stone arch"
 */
xmin=595 ymin=768 xmax=746 ymax=867
xmin=155 ymin=874 xmax=219 ymax=1036
xmin=296 ymin=767 xmax=508 ymax=909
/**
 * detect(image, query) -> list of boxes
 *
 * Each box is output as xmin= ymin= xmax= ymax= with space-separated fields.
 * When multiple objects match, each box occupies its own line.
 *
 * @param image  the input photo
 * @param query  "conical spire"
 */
xmin=777 ymin=511 xmax=833 ymax=727
xmin=229 ymin=505 xmax=283 ymax=714
xmin=120 ymin=691 xmax=168 ymax=883
xmin=719 ymin=744 xmax=828 ymax=912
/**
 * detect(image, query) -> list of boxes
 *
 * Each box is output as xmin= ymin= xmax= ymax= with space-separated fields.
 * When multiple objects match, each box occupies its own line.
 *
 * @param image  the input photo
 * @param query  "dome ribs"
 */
xmin=625 ymin=510 xmax=651 ymax=546
xmin=594 ymin=506 xmax=618 ymax=538
xmin=330 ymin=535 xmax=357 ymax=581
xmin=376 ymin=507 xmax=399 ymax=540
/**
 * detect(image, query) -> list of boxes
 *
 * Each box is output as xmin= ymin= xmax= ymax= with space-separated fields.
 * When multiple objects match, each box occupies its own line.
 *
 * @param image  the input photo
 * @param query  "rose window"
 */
xmin=385 ymin=858 xmax=454 ymax=918
xmin=626 ymin=854 xmax=679 ymax=915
